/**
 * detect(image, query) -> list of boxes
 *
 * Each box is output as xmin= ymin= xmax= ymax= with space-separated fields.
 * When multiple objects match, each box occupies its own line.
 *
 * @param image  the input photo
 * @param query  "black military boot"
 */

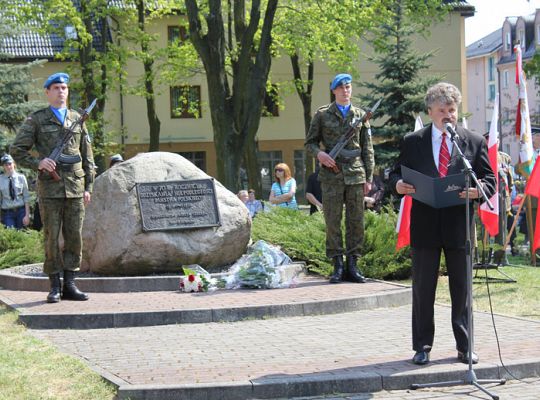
xmin=345 ymin=255 xmax=366 ymax=283
xmin=329 ymin=256 xmax=345 ymax=284
xmin=62 ymin=270 xmax=89 ymax=301
xmin=46 ymin=273 xmax=62 ymax=303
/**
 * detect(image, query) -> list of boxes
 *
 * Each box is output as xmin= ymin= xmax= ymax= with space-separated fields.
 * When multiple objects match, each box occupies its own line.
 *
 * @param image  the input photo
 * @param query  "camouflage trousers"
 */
xmin=321 ymin=182 xmax=365 ymax=258
xmin=40 ymin=197 xmax=85 ymax=275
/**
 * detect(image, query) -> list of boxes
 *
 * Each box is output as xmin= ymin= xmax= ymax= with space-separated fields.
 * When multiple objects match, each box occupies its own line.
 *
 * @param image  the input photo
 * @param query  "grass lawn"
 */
xmin=399 ymin=255 xmax=540 ymax=321
xmin=0 ymin=307 xmax=116 ymax=400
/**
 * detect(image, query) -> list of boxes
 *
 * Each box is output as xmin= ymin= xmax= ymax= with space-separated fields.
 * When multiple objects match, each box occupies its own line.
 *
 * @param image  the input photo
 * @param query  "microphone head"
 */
xmin=444 ymin=122 xmax=456 ymax=138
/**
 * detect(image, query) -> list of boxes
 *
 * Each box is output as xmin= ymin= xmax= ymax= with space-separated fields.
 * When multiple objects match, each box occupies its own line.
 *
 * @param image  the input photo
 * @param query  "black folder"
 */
xmin=401 ymin=165 xmax=466 ymax=209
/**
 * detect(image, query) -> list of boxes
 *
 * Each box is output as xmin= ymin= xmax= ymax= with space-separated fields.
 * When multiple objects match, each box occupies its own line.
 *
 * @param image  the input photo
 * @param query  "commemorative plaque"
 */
xmin=136 ymin=179 xmax=221 ymax=231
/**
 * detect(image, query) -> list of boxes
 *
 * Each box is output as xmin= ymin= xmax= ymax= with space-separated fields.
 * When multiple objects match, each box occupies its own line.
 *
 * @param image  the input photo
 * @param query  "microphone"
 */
xmin=444 ymin=122 xmax=457 ymax=140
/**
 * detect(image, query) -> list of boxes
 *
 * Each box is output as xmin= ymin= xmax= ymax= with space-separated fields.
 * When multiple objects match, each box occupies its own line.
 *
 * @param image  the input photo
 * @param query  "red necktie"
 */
xmin=439 ymin=133 xmax=450 ymax=177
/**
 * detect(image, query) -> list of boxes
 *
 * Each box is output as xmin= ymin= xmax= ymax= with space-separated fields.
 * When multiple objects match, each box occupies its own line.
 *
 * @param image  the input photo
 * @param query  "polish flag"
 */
xmin=395 ymin=116 xmax=423 ymax=250
xmin=525 ymin=161 xmax=540 ymax=253
xmin=478 ymin=94 xmax=499 ymax=237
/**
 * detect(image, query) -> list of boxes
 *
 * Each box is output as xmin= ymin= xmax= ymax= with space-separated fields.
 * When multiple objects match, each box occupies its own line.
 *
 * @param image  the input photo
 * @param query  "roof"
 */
xmin=0 ymin=1 xmax=116 ymax=60
xmin=466 ymin=28 xmax=502 ymax=59
xmin=443 ymin=0 xmax=475 ymax=17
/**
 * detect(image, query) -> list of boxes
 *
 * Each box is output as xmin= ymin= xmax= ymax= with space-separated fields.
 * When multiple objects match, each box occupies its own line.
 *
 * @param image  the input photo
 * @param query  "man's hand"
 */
xmin=83 ymin=191 xmax=91 ymax=206
xmin=396 ymin=179 xmax=416 ymax=195
xmin=459 ymin=187 xmax=480 ymax=199
xmin=316 ymin=151 xmax=336 ymax=169
xmin=38 ymin=157 xmax=56 ymax=172
xmin=23 ymin=215 xmax=30 ymax=226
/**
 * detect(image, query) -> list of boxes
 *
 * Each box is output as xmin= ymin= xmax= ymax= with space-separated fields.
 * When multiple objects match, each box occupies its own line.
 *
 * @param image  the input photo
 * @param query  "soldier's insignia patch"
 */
xmin=86 ymin=134 xmax=92 ymax=143
xmin=367 ymin=128 xmax=372 ymax=137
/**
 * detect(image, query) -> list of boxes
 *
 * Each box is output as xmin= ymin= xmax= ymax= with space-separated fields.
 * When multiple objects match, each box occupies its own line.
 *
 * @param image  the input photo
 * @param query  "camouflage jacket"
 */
xmin=305 ymin=102 xmax=374 ymax=185
xmin=10 ymin=107 xmax=95 ymax=199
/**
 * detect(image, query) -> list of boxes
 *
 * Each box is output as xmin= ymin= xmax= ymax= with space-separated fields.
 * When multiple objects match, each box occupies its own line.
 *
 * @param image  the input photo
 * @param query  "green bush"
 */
xmin=251 ymin=207 xmax=412 ymax=280
xmin=0 ymin=226 xmax=43 ymax=269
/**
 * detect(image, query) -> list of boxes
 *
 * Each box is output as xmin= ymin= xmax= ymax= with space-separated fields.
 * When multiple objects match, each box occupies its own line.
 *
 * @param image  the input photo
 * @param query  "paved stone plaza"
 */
xmin=1 ymin=270 xmax=539 ymax=400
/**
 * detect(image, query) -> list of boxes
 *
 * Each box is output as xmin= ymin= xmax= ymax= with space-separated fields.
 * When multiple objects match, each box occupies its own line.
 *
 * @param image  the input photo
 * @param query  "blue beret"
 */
xmin=1 ymin=154 xmax=14 ymax=164
xmin=44 ymin=72 xmax=70 ymax=89
xmin=330 ymin=73 xmax=352 ymax=90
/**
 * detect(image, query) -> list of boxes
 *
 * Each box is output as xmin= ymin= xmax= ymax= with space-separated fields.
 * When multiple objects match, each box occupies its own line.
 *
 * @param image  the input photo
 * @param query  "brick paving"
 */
xmin=29 ymin=305 xmax=540 ymax=398
xmin=1 ymin=275 xmax=539 ymax=399
xmin=0 ymin=278 xmax=406 ymax=314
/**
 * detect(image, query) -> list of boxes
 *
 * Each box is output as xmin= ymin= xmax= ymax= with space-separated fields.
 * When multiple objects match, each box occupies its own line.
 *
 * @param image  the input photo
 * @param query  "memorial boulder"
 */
xmin=81 ymin=152 xmax=251 ymax=275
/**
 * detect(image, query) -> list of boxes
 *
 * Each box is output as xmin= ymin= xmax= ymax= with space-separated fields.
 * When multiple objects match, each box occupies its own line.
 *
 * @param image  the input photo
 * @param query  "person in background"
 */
xmin=109 ymin=154 xmax=124 ymax=168
xmin=364 ymin=174 xmax=385 ymax=212
xmin=0 ymin=154 xmax=31 ymax=229
xmin=305 ymin=167 xmax=323 ymax=215
xmin=246 ymin=189 xmax=264 ymax=218
xmin=269 ymin=162 xmax=298 ymax=209
xmin=11 ymin=72 xmax=95 ymax=304
xmin=305 ymin=73 xmax=375 ymax=284
xmin=237 ymin=189 xmax=249 ymax=204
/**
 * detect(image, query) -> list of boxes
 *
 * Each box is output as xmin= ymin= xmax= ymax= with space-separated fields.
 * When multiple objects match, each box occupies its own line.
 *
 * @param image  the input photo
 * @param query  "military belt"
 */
xmin=57 ymin=162 xmax=82 ymax=171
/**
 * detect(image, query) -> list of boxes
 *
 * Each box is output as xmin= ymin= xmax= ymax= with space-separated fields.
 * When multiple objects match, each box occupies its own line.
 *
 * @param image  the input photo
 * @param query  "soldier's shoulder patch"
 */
xmin=86 ymin=133 xmax=92 ymax=143
xmin=316 ymin=104 xmax=331 ymax=112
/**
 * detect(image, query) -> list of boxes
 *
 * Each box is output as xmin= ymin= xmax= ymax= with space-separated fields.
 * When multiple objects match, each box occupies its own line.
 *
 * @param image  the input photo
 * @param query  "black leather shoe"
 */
xmin=329 ymin=256 xmax=345 ymax=284
xmin=345 ymin=255 xmax=366 ymax=283
xmin=412 ymin=351 xmax=430 ymax=365
xmin=457 ymin=351 xmax=479 ymax=364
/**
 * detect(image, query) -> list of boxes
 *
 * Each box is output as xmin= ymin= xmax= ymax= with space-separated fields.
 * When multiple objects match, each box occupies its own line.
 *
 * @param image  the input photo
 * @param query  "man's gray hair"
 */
xmin=425 ymin=82 xmax=462 ymax=109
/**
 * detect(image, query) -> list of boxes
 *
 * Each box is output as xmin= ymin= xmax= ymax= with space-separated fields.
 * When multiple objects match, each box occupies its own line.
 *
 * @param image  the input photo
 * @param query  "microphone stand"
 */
xmin=410 ymin=133 xmax=506 ymax=399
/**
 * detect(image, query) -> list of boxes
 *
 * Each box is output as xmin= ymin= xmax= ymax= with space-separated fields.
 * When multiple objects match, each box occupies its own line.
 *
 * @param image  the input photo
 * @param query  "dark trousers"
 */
xmin=411 ymin=247 xmax=469 ymax=353
xmin=1 ymin=206 xmax=26 ymax=229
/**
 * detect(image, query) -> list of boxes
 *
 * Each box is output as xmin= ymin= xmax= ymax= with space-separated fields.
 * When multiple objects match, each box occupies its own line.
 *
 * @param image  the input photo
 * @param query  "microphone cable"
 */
xmin=479 ymin=261 xmax=540 ymax=384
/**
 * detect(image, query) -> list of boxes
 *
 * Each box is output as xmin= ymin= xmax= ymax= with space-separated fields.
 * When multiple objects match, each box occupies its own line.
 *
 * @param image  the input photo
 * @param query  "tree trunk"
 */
xmin=137 ymin=0 xmax=161 ymax=152
xmin=185 ymin=0 xmax=278 ymax=192
xmin=290 ymin=53 xmax=315 ymax=176
xmin=243 ymin=138 xmax=262 ymax=195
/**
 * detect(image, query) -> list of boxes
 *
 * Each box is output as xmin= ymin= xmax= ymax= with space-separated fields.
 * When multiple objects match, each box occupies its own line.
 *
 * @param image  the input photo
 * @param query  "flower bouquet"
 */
xmin=179 ymin=265 xmax=217 ymax=293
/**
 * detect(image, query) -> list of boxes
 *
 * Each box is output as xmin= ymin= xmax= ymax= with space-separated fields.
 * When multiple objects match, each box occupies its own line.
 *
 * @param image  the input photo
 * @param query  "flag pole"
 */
xmin=525 ymin=196 xmax=536 ymax=266
xmin=504 ymin=194 xmax=527 ymax=251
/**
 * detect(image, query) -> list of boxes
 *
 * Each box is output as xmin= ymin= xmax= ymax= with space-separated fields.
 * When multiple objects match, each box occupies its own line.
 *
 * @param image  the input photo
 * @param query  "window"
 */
xmin=293 ymin=150 xmax=306 ymax=202
xmin=262 ymin=85 xmax=279 ymax=117
xmin=519 ymin=29 xmax=525 ymax=48
xmin=488 ymin=57 xmax=495 ymax=81
xmin=170 ymin=86 xmax=201 ymax=118
xmin=258 ymin=151 xmax=283 ymax=197
xmin=177 ymin=151 xmax=206 ymax=171
xmin=503 ymin=70 xmax=509 ymax=89
xmin=65 ymin=26 xmax=77 ymax=40
xmin=168 ymin=26 xmax=187 ymax=43
xmin=537 ymin=25 xmax=540 ymax=44
xmin=476 ymin=95 xmax=480 ymax=111
xmin=488 ymin=84 xmax=496 ymax=102
xmin=505 ymin=31 xmax=511 ymax=50
xmin=503 ymin=110 xmax=510 ymax=122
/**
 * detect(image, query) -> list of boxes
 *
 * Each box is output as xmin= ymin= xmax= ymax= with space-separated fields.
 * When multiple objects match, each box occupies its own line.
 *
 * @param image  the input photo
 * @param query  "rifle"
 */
xmin=325 ymin=98 xmax=382 ymax=173
xmin=45 ymin=99 xmax=97 ymax=182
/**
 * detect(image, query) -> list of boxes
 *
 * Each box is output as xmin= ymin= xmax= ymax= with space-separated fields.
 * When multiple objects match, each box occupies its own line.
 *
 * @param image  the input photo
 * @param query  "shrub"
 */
xmin=0 ymin=226 xmax=43 ymax=269
xmin=251 ymin=207 xmax=412 ymax=280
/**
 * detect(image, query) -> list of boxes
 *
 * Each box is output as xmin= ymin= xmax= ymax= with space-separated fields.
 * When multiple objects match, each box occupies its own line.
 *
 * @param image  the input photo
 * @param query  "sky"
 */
xmin=465 ymin=0 xmax=540 ymax=46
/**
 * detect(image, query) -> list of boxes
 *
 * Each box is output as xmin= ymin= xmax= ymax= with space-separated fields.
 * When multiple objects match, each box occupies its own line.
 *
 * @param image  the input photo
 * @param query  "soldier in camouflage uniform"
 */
xmin=11 ymin=72 xmax=95 ymax=303
xmin=305 ymin=73 xmax=375 ymax=283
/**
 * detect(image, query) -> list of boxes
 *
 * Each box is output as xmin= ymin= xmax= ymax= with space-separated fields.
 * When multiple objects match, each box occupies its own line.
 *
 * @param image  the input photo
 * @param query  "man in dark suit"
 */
xmin=389 ymin=82 xmax=495 ymax=366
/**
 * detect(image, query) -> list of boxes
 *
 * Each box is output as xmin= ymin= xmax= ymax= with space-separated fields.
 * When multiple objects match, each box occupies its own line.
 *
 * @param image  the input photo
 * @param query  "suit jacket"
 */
xmin=389 ymin=124 xmax=496 ymax=248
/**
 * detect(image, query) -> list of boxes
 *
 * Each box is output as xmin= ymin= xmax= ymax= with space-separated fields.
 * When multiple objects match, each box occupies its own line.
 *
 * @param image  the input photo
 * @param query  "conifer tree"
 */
xmin=360 ymin=0 xmax=442 ymax=167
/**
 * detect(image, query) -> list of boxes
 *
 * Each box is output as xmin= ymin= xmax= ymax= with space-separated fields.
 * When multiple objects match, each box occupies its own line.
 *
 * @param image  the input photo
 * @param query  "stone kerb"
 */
xmin=81 ymin=152 xmax=251 ymax=275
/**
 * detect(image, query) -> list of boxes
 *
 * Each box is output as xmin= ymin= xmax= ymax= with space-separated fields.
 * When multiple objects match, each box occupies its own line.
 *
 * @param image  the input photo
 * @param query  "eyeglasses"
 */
xmin=275 ymin=168 xmax=284 ymax=172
